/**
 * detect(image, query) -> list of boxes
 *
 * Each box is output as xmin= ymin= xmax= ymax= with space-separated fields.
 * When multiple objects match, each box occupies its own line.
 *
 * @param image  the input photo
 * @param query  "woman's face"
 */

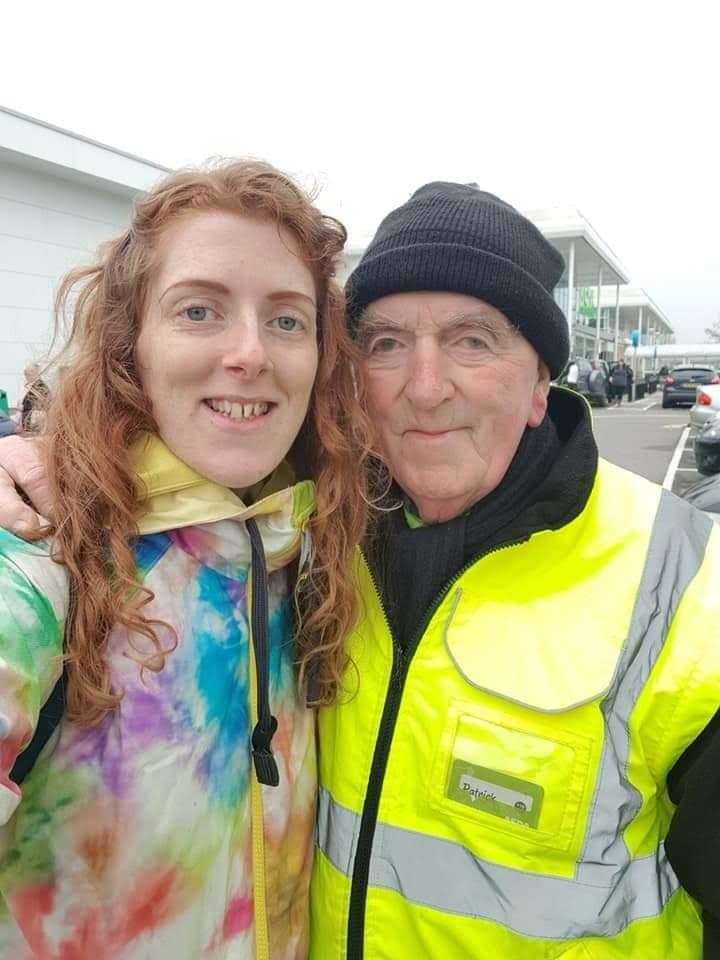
xmin=136 ymin=210 xmax=319 ymax=491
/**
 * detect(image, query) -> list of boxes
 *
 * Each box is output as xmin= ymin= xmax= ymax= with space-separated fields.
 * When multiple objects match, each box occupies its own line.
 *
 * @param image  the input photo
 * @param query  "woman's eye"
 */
xmin=276 ymin=315 xmax=299 ymax=332
xmin=183 ymin=306 xmax=215 ymax=323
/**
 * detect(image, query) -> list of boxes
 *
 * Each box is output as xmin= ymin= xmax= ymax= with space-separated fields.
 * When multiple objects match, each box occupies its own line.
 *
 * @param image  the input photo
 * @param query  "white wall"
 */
xmin=0 ymin=161 xmax=136 ymax=405
xmin=338 ymin=249 xmax=362 ymax=285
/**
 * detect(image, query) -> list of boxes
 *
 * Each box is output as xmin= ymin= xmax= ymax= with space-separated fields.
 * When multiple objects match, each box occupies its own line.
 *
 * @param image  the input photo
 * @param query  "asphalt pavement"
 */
xmin=591 ymin=395 xmax=701 ymax=497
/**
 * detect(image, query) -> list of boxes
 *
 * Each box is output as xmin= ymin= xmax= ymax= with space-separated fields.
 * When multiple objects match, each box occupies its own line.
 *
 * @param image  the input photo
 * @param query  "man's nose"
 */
xmin=404 ymin=344 xmax=454 ymax=409
xmin=222 ymin=316 xmax=272 ymax=378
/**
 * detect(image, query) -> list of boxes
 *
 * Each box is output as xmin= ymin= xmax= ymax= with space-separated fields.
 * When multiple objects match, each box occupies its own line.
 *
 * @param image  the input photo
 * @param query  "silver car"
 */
xmin=690 ymin=383 xmax=720 ymax=429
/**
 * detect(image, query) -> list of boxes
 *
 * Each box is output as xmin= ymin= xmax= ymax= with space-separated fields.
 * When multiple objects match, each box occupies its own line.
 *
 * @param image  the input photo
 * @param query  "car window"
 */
xmin=671 ymin=368 xmax=714 ymax=377
xmin=672 ymin=367 xmax=713 ymax=374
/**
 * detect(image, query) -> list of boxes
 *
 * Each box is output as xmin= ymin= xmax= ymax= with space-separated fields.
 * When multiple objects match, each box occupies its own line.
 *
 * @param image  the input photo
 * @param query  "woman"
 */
xmin=0 ymin=160 xmax=371 ymax=958
xmin=610 ymin=360 xmax=629 ymax=406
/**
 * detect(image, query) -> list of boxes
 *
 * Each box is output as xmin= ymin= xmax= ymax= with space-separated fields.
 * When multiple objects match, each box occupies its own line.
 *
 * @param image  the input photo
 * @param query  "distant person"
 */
xmin=565 ymin=359 xmax=579 ymax=389
xmin=588 ymin=360 xmax=608 ymax=404
xmin=20 ymin=363 xmax=49 ymax=433
xmin=626 ymin=364 xmax=634 ymax=402
xmin=610 ymin=360 xmax=629 ymax=406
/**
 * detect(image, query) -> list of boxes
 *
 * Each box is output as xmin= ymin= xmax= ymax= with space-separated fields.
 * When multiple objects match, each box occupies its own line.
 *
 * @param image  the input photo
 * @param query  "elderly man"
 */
xmin=0 ymin=184 xmax=719 ymax=958
xmin=310 ymin=184 xmax=720 ymax=959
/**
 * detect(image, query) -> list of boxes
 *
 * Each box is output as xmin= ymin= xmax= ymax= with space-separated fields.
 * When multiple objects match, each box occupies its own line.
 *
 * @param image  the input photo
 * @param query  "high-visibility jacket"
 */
xmin=311 ymin=459 xmax=720 ymax=959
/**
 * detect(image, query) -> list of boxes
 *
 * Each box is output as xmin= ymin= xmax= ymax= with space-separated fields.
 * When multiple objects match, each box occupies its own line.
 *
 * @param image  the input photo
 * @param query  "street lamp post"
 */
xmin=648 ymin=327 xmax=656 ymax=380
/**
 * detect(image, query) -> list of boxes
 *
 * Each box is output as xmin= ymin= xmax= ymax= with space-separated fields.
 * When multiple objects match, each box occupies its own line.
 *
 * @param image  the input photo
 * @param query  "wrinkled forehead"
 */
xmin=360 ymin=290 xmax=519 ymax=338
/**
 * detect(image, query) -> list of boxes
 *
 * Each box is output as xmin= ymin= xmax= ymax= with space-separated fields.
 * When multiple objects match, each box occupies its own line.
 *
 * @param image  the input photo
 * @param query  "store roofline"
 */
xmin=524 ymin=208 xmax=630 ymax=286
xmin=599 ymin=285 xmax=673 ymax=334
xmin=0 ymin=104 xmax=171 ymax=196
xmin=347 ymin=208 xmax=630 ymax=287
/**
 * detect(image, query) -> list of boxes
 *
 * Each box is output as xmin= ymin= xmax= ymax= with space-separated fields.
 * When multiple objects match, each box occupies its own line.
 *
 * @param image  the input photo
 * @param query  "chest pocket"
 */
xmin=427 ymin=590 xmax=624 ymax=873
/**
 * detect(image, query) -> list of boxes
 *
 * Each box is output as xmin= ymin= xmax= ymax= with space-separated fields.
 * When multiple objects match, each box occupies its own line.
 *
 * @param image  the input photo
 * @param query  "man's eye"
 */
xmin=371 ymin=337 xmax=400 ymax=353
xmin=183 ymin=306 xmax=215 ymax=322
xmin=458 ymin=336 xmax=488 ymax=349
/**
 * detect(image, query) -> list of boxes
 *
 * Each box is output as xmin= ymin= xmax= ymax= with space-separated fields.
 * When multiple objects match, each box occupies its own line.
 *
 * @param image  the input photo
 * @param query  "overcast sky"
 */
xmin=3 ymin=1 xmax=718 ymax=341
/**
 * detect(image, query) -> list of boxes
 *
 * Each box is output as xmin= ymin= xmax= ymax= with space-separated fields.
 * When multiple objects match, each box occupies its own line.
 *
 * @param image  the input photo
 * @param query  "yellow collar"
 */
xmin=129 ymin=434 xmax=314 ymax=536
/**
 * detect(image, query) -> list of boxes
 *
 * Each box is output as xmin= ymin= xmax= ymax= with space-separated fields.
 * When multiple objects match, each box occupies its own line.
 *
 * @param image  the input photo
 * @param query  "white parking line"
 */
xmin=642 ymin=402 xmax=658 ymax=411
xmin=663 ymin=426 xmax=691 ymax=490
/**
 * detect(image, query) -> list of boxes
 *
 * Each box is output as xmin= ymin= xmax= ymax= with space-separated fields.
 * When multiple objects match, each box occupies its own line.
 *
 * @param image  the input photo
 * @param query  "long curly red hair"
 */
xmin=44 ymin=159 xmax=373 ymax=724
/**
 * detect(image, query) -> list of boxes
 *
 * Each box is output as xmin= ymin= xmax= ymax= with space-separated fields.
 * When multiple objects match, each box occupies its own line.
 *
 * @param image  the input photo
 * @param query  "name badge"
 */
xmin=447 ymin=758 xmax=544 ymax=829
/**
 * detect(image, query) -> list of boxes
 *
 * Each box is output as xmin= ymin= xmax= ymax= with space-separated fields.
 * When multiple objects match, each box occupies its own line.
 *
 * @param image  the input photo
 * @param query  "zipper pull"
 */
xmin=252 ymin=716 xmax=280 ymax=786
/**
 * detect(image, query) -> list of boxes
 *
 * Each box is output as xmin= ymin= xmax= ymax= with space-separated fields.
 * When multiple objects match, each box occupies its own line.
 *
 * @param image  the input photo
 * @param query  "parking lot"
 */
xmin=591 ymin=396 xmax=702 ymax=497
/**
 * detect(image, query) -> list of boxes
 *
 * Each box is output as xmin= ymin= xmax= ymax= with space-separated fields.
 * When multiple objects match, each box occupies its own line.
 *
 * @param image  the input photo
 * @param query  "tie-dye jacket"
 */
xmin=0 ymin=438 xmax=317 ymax=959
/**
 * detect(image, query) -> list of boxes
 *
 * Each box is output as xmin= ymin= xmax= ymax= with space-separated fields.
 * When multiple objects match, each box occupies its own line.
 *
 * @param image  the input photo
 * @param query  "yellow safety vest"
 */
xmin=311 ymin=460 xmax=720 ymax=959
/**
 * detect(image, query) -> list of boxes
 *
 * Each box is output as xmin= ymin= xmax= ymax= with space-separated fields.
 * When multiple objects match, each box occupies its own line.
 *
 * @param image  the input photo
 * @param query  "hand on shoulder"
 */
xmin=0 ymin=435 xmax=52 ymax=537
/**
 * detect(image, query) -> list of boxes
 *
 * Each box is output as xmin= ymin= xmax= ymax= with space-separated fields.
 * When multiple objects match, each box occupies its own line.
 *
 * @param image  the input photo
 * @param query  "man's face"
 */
xmin=360 ymin=291 xmax=551 ymax=524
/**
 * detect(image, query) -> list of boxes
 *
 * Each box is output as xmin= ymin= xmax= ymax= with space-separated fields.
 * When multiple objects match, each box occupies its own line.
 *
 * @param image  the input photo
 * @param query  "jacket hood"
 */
xmin=129 ymin=434 xmax=315 ymax=540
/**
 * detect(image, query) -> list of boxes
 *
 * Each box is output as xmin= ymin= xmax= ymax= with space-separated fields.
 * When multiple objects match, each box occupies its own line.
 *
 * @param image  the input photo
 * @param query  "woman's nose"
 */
xmin=221 ymin=318 xmax=272 ymax=378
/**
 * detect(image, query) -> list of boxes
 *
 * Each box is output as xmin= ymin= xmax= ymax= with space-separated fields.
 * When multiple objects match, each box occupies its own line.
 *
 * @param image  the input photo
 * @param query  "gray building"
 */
xmin=0 ymin=106 xmax=169 ymax=405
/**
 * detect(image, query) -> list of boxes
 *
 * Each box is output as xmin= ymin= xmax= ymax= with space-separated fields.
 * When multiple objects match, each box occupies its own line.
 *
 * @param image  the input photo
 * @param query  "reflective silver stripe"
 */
xmin=317 ymin=491 xmax=713 ymax=939
xmin=317 ymin=779 xmax=360 ymax=878
xmin=371 ymin=820 xmax=679 ymax=938
xmin=579 ymin=490 xmax=712 ymax=884
xmin=317 ymin=790 xmax=680 ymax=938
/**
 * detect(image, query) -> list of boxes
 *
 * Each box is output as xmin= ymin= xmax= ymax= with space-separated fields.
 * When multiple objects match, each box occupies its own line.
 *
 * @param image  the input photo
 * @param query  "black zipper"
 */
xmin=10 ymin=668 xmax=67 ymax=785
xmin=246 ymin=517 xmax=280 ymax=787
xmin=346 ymin=539 xmax=526 ymax=959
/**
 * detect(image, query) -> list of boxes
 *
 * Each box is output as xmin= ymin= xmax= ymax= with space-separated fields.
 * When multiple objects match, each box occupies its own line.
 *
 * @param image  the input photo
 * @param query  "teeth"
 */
xmin=207 ymin=400 xmax=269 ymax=420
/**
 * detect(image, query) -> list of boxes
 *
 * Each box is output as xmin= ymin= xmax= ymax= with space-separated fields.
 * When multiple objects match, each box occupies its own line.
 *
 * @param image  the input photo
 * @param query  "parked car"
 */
xmin=683 ymin=471 xmax=720 ymax=520
xmin=0 ymin=412 xmax=17 ymax=438
xmin=560 ymin=358 xmax=608 ymax=407
xmin=662 ymin=366 xmax=719 ymax=408
xmin=693 ymin=415 xmax=720 ymax=475
xmin=690 ymin=383 xmax=720 ymax=429
xmin=644 ymin=371 xmax=660 ymax=394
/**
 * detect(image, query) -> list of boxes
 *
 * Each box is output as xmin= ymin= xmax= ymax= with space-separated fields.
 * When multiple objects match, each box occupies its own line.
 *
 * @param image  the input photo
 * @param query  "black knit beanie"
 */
xmin=346 ymin=182 xmax=569 ymax=379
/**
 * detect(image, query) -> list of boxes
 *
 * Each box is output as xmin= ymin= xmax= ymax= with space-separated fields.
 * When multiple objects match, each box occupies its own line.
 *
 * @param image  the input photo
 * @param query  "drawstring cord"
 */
xmin=246 ymin=517 xmax=280 ymax=787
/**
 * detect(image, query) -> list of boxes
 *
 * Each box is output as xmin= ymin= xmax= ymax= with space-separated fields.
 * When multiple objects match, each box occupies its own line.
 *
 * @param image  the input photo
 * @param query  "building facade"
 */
xmin=0 ymin=106 xmax=169 ymax=405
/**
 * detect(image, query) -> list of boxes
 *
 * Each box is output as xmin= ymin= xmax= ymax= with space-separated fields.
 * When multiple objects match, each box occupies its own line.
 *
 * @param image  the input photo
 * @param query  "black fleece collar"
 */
xmin=366 ymin=387 xmax=599 ymax=648
xmin=462 ymin=386 xmax=598 ymax=559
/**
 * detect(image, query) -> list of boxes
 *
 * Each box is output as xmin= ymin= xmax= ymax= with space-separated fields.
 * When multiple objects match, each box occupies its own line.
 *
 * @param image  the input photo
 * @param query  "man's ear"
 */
xmin=528 ymin=360 xmax=551 ymax=428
